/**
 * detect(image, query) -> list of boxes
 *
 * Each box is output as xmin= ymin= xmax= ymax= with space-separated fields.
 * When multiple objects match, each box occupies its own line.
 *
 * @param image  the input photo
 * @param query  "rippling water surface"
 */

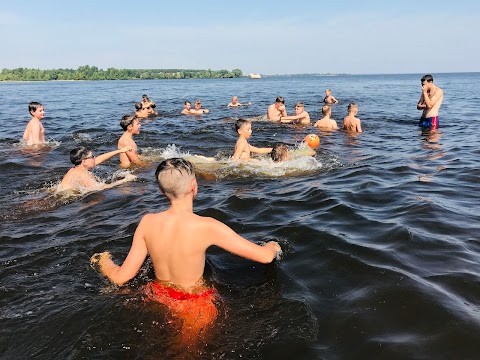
xmin=1 ymin=73 xmax=480 ymax=359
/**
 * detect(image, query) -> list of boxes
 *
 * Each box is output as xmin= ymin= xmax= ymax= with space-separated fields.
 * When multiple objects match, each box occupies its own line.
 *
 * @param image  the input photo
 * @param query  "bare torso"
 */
xmin=424 ymin=87 xmax=443 ymax=117
xmin=23 ymin=119 xmax=45 ymax=145
xmin=343 ymin=116 xmax=362 ymax=132
xmin=118 ymin=134 xmax=138 ymax=167
xmin=315 ymin=117 xmax=338 ymax=130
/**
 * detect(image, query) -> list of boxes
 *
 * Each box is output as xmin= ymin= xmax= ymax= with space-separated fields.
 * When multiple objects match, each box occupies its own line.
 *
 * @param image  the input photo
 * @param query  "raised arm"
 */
xmin=95 ymin=147 xmax=132 ymax=166
xmin=206 ymin=217 xmax=280 ymax=263
xmin=93 ymin=217 xmax=149 ymax=285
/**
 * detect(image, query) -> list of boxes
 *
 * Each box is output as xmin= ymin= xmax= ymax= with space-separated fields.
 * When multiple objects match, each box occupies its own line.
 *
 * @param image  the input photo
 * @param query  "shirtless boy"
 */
xmin=134 ymin=102 xmax=150 ymax=119
xmin=190 ymin=100 xmax=209 ymax=114
xmin=232 ymin=119 xmax=272 ymax=160
xmin=342 ymin=103 xmax=362 ymax=133
xmin=323 ymin=89 xmax=338 ymax=105
xmin=141 ymin=94 xmax=158 ymax=116
xmin=59 ymin=146 xmax=136 ymax=191
xmin=417 ymin=74 xmax=443 ymax=130
xmin=228 ymin=96 xmax=251 ymax=107
xmin=91 ymin=158 xmax=281 ymax=341
xmin=314 ymin=105 xmax=339 ymax=130
xmin=181 ymin=101 xmax=192 ymax=114
xmin=279 ymin=102 xmax=311 ymax=125
xmin=118 ymin=114 xmax=149 ymax=167
xmin=267 ymin=96 xmax=288 ymax=121
xmin=23 ymin=102 xmax=45 ymax=146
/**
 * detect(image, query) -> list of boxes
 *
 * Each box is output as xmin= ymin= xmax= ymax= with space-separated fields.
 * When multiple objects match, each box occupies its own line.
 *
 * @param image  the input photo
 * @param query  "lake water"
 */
xmin=1 ymin=73 xmax=480 ymax=359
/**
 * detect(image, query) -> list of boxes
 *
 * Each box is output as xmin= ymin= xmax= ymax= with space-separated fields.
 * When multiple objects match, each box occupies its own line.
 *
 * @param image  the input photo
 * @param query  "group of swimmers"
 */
xmin=20 ymin=74 xmax=444 ymax=344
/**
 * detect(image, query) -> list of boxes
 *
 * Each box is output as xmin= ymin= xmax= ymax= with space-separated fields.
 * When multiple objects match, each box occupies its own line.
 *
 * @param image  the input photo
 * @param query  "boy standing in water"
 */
xmin=417 ymin=74 xmax=443 ymax=130
xmin=23 ymin=102 xmax=45 ymax=145
xmin=314 ymin=105 xmax=339 ymax=130
xmin=59 ymin=146 xmax=136 ymax=191
xmin=232 ymin=119 xmax=272 ymax=160
xmin=91 ymin=158 xmax=281 ymax=342
xmin=118 ymin=114 xmax=149 ymax=167
xmin=342 ymin=103 xmax=362 ymax=133
xmin=279 ymin=102 xmax=311 ymax=125
xmin=323 ymin=89 xmax=338 ymax=104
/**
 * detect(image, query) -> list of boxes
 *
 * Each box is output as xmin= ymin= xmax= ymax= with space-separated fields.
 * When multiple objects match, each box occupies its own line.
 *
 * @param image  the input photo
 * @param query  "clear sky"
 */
xmin=1 ymin=0 xmax=479 ymax=74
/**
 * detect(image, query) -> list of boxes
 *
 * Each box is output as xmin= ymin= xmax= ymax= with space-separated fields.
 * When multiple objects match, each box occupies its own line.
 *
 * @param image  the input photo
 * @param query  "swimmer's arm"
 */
xmin=280 ymin=113 xmax=304 ymax=123
xmin=331 ymin=96 xmax=338 ymax=104
xmin=333 ymin=120 xmax=339 ymax=130
xmin=356 ymin=120 xmax=363 ymax=133
xmin=206 ymin=218 xmax=280 ymax=263
xmin=102 ymin=174 xmax=137 ymax=189
xmin=95 ymin=147 xmax=132 ymax=166
xmin=125 ymin=148 xmax=149 ymax=167
xmin=95 ymin=219 xmax=148 ymax=286
xmin=423 ymin=88 xmax=443 ymax=108
xmin=249 ymin=145 xmax=272 ymax=154
xmin=417 ymin=93 xmax=426 ymax=110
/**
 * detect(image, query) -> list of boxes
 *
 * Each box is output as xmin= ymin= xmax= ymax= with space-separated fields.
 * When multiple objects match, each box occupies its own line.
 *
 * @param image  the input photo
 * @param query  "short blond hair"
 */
xmin=347 ymin=103 xmax=358 ymax=113
xmin=155 ymin=158 xmax=196 ymax=199
xmin=322 ymin=105 xmax=331 ymax=116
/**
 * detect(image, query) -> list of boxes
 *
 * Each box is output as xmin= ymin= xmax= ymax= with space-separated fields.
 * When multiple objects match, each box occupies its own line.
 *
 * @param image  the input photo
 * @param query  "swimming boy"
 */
xmin=323 ymin=89 xmax=338 ymax=104
xmin=342 ymin=103 xmax=362 ymax=133
xmin=314 ymin=105 xmax=339 ymax=130
xmin=232 ymin=119 xmax=272 ymax=160
xmin=228 ymin=96 xmax=251 ymax=107
xmin=91 ymin=158 xmax=281 ymax=341
xmin=59 ymin=146 xmax=136 ymax=191
xmin=134 ymin=102 xmax=150 ymax=119
xmin=267 ymin=96 xmax=288 ymax=121
xmin=118 ymin=114 xmax=149 ymax=167
xmin=23 ymin=102 xmax=45 ymax=146
xmin=181 ymin=101 xmax=192 ymax=114
xmin=190 ymin=100 xmax=209 ymax=114
xmin=279 ymin=102 xmax=311 ymax=125
xmin=271 ymin=143 xmax=289 ymax=162
xmin=417 ymin=75 xmax=443 ymax=130
xmin=141 ymin=94 xmax=158 ymax=116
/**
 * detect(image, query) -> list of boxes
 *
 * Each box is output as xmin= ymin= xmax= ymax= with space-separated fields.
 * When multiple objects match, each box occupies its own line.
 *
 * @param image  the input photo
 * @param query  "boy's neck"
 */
xmin=168 ymin=197 xmax=194 ymax=213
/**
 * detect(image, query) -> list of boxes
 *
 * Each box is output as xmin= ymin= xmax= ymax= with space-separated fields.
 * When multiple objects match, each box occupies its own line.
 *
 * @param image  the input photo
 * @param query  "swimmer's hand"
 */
xmin=266 ymin=241 xmax=282 ymax=260
xmin=90 ymin=251 xmax=112 ymax=271
xmin=123 ymin=173 xmax=137 ymax=182
xmin=120 ymin=146 xmax=132 ymax=153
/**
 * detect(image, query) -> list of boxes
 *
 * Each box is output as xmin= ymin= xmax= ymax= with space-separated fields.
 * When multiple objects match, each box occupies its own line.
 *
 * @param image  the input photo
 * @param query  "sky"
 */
xmin=1 ymin=0 xmax=479 ymax=75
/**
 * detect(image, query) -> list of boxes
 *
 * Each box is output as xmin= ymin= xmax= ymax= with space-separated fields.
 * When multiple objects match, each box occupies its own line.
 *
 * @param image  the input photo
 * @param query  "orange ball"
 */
xmin=304 ymin=134 xmax=320 ymax=149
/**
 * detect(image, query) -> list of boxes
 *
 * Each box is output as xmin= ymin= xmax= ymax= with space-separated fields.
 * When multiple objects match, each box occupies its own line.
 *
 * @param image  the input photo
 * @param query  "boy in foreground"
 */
xmin=91 ymin=158 xmax=281 ymax=342
xmin=232 ymin=119 xmax=272 ymax=160
xmin=59 ymin=146 xmax=136 ymax=191
xmin=314 ymin=105 xmax=339 ymax=130
xmin=342 ymin=103 xmax=362 ymax=133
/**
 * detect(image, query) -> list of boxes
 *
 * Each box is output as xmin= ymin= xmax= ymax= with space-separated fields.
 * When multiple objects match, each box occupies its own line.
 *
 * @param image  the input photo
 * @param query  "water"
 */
xmin=1 ymin=73 xmax=480 ymax=359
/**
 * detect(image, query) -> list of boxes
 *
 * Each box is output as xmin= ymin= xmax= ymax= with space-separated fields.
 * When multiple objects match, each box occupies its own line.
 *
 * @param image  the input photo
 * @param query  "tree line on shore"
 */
xmin=0 ymin=66 xmax=244 ymax=81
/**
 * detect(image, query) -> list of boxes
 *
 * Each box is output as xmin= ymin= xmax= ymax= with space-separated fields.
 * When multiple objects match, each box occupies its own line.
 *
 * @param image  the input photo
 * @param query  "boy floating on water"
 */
xmin=232 ymin=119 xmax=272 ymax=161
xmin=59 ymin=146 xmax=136 ymax=191
xmin=342 ymin=103 xmax=362 ymax=133
xmin=23 ymin=102 xmax=46 ymax=146
xmin=91 ymin=158 xmax=281 ymax=343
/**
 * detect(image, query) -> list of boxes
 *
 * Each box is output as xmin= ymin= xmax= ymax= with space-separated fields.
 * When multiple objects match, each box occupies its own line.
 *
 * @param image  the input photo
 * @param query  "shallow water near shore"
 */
xmin=1 ymin=73 xmax=480 ymax=359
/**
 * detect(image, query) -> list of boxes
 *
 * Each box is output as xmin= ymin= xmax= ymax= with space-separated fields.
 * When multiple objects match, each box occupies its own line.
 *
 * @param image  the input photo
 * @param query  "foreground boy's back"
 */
xmin=92 ymin=158 xmax=280 ymax=342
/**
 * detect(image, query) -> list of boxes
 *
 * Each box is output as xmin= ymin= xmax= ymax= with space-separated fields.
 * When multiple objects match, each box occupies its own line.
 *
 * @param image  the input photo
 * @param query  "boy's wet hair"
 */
xmin=184 ymin=100 xmax=190 ymax=105
xmin=275 ymin=96 xmax=285 ymax=104
xmin=347 ymin=103 xmax=358 ymax=113
xmin=120 ymin=114 xmax=138 ymax=130
xmin=322 ymin=105 xmax=331 ymax=116
xmin=28 ymin=101 xmax=43 ymax=114
xmin=271 ymin=143 xmax=289 ymax=162
xmin=295 ymin=102 xmax=304 ymax=108
xmin=155 ymin=158 xmax=196 ymax=198
xmin=235 ymin=118 xmax=251 ymax=132
xmin=421 ymin=74 xmax=433 ymax=83
xmin=135 ymin=102 xmax=143 ymax=110
xmin=70 ymin=146 xmax=92 ymax=165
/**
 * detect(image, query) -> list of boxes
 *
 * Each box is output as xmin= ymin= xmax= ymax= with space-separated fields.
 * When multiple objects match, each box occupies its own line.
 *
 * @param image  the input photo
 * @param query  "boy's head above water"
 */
xmin=155 ymin=158 xmax=197 ymax=199
xmin=271 ymin=143 xmax=289 ymax=162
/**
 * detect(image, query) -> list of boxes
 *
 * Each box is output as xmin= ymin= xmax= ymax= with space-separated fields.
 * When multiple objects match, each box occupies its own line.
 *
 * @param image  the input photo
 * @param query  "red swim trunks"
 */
xmin=144 ymin=280 xmax=218 ymax=341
